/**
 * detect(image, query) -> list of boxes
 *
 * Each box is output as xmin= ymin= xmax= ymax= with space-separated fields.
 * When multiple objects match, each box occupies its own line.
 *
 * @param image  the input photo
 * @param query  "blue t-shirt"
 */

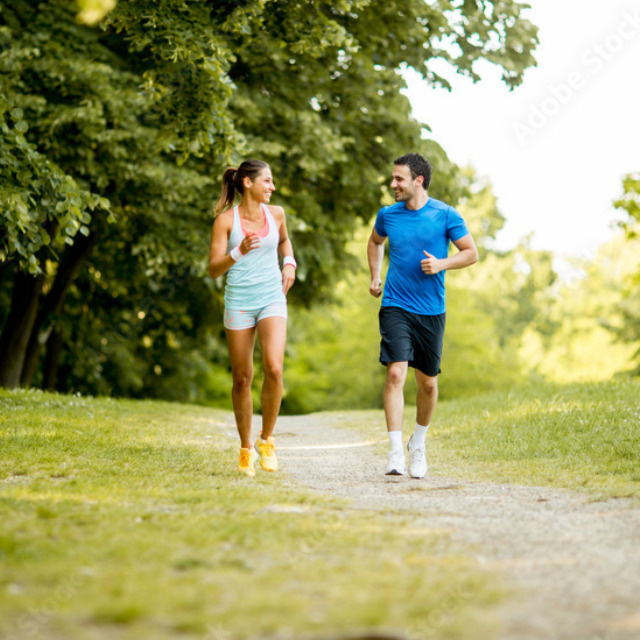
xmin=374 ymin=198 xmax=469 ymax=315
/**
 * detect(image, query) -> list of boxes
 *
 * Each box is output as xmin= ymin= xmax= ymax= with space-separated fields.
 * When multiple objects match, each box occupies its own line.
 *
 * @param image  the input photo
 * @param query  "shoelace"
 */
xmin=261 ymin=441 xmax=274 ymax=457
xmin=409 ymin=447 xmax=425 ymax=464
xmin=239 ymin=450 xmax=251 ymax=465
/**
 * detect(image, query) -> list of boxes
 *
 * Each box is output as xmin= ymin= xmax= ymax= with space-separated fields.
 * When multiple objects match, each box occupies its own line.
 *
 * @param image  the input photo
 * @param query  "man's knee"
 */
xmin=417 ymin=374 xmax=438 ymax=394
xmin=386 ymin=363 xmax=407 ymax=387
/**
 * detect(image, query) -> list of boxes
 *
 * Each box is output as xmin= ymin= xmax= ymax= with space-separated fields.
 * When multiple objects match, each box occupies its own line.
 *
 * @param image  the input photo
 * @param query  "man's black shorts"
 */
xmin=379 ymin=306 xmax=446 ymax=376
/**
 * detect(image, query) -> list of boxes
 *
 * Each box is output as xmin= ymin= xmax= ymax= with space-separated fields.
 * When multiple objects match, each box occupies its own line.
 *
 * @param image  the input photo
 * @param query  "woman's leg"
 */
xmin=256 ymin=315 xmax=287 ymax=439
xmin=225 ymin=327 xmax=256 ymax=449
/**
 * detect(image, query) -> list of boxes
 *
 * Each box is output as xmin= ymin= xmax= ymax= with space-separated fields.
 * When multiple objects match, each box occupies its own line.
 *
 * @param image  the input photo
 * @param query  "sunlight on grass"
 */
xmin=431 ymin=380 xmax=640 ymax=498
xmin=1 ymin=389 xmax=502 ymax=640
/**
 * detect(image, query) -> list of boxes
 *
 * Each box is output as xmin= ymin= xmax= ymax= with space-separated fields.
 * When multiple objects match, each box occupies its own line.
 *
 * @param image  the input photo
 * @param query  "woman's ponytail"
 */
xmin=215 ymin=167 xmax=238 ymax=215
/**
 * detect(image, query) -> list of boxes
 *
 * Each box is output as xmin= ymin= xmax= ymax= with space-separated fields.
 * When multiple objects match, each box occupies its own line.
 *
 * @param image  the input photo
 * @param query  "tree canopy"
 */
xmin=0 ymin=0 xmax=539 ymax=398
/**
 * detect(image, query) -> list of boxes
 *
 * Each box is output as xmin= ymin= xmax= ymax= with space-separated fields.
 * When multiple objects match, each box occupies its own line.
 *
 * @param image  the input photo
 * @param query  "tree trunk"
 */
xmin=42 ymin=329 xmax=64 ymax=391
xmin=20 ymin=230 xmax=98 ymax=388
xmin=0 ymin=271 xmax=45 ymax=388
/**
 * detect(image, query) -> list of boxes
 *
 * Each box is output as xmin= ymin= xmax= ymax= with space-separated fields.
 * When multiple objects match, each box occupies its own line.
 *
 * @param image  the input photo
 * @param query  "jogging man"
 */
xmin=367 ymin=153 xmax=478 ymax=478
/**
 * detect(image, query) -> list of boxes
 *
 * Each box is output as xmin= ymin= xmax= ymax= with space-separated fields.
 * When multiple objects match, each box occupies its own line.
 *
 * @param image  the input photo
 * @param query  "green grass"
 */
xmin=0 ymin=388 xmax=502 ymax=640
xmin=432 ymin=379 xmax=640 ymax=499
xmin=4 ymin=379 xmax=637 ymax=639
xmin=340 ymin=378 xmax=640 ymax=500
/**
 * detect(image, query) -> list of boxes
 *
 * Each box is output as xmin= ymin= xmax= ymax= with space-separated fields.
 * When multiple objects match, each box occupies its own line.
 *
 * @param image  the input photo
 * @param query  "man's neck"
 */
xmin=404 ymin=190 xmax=429 ymax=211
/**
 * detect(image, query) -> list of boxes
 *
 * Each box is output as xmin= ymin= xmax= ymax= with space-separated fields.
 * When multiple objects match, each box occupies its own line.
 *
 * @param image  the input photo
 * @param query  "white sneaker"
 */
xmin=385 ymin=449 xmax=406 ymax=476
xmin=407 ymin=434 xmax=427 ymax=479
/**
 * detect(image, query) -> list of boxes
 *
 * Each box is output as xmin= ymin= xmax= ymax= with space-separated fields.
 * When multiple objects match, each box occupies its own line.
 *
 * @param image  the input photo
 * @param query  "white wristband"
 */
xmin=283 ymin=256 xmax=297 ymax=269
xmin=230 ymin=246 xmax=244 ymax=262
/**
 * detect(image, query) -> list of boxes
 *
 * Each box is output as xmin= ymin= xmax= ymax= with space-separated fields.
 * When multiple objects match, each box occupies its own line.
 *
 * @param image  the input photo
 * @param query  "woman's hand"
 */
xmin=239 ymin=233 xmax=260 ymax=255
xmin=282 ymin=264 xmax=296 ymax=294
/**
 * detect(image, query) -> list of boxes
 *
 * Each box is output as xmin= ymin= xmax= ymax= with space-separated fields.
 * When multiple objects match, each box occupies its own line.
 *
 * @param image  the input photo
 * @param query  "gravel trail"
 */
xmin=222 ymin=412 xmax=640 ymax=640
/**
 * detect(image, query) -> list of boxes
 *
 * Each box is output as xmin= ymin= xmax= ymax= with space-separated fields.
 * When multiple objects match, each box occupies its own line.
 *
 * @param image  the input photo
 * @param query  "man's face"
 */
xmin=390 ymin=164 xmax=422 ymax=202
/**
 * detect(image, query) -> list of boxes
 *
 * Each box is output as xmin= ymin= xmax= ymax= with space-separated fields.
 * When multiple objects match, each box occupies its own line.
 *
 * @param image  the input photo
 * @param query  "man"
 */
xmin=367 ymin=153 xmax=478 ymax=478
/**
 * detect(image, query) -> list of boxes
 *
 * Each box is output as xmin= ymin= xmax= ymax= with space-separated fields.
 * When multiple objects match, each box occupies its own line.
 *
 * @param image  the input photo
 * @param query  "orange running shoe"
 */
xmin=238 ymin=447 xmax=257 ymax=477
xmin=254 ymin=436 xmax=278 ymax=472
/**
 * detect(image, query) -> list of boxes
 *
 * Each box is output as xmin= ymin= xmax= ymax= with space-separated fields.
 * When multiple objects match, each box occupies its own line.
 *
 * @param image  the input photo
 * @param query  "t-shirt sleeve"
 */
xmin=446 ymin=206 xmax=469 ymax=242
xmin=374 ymin=207 xmax=388 ymax=238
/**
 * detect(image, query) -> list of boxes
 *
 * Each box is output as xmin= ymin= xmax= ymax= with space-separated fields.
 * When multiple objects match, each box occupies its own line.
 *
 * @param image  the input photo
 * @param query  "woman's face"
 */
xmin=247 ymin=166 xmax=276 ymax=203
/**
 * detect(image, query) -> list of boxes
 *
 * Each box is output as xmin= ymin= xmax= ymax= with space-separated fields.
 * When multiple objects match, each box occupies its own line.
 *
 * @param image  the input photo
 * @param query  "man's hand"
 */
xmin=369 ymin=278 xmax=383 ymax=298
xmin=421 ymin=251 xmax=443 ymax=275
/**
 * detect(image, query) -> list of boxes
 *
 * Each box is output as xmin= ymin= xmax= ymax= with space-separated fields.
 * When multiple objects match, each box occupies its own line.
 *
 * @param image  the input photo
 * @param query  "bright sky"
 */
xmin=403 ymin=0 xmax=640 ymax=261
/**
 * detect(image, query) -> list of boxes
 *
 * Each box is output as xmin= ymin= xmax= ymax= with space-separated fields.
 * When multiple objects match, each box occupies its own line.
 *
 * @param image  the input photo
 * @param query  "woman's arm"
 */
xmin=272 ymin=205 xmax=296 ymax=295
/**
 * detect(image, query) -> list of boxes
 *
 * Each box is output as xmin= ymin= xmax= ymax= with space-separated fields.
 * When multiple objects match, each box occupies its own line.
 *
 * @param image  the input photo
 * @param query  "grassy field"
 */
xmin=2 ymin=379 xmax=638 ymax=639
xmin=431 ymin=379 xmax=640 ymax=499
xmin=1 ymin=388 xmax=502 ymax=640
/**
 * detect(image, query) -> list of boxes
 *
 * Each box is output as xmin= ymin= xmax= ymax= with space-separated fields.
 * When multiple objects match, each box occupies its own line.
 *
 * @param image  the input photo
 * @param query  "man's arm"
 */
xmin=367 ymin=227 xmax=386 ymax=298
xmin=420 ymin=233 xmax=478 ymax=275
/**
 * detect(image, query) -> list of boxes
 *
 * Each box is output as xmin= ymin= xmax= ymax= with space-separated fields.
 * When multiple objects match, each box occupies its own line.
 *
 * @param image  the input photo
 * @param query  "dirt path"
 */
xmin=222 ymin=412 xmax=640 ymax=640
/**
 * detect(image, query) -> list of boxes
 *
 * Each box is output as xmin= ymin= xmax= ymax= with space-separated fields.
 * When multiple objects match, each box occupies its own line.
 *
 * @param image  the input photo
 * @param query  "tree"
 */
xmin=614 ymin=172 xmax=640 ymax=371
xmin=0 ymin=0 xmax=236 ymax=389
xmin=519 ymin=232 xmax=640 ymax=382
xmin=1 ymin=0 xmax=539 ymax=397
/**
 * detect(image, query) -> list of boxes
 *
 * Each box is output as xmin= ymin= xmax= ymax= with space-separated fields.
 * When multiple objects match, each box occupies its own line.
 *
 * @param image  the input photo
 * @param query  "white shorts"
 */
xmin=224 ymin=301 xmax=288 ymax=330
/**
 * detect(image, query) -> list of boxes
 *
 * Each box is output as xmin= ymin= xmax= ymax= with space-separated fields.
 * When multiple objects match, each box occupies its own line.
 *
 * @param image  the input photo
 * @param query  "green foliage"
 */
xmin=283 ymin=262 xmax=385 ymax=414
xmin=614 ymin=174 xmax=640 ymax=369
xmin=615 ymin=172 xmax=640 ymax=228
xmin=525 ymin=228 xmax=640 ymax=381
xmin=0 ymin=0 xmax=539 ymax=399
xmin=0 ymin=100 xmax=107 ymax=274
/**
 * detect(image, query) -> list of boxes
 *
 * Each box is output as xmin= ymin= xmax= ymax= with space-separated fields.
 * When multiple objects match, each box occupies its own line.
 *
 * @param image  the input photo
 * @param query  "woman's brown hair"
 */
xmin=214 ymin=159 xmax=269 ymax=215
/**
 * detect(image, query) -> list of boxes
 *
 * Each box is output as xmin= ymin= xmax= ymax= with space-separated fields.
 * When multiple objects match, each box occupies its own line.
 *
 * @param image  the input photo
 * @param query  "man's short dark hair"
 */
xmin=394 ymin=153 xmax=432 ymax=190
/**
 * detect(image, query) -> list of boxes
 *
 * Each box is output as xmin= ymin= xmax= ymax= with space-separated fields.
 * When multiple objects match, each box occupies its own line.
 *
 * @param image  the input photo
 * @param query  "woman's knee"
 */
xmin=263 ymin=360 xmax=283 ymax=382
xmin=232 ymin=369 xmax=253 ymax=390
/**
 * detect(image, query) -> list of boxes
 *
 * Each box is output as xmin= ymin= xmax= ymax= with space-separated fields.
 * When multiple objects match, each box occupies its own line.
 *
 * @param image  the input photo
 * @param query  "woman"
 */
xmin=209 ymin=159 xmax=296 ymax=477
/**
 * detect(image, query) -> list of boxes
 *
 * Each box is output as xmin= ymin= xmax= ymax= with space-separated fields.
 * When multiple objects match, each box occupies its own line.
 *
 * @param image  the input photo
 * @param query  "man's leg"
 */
xmin=384 ymin=361 xmax=408 ymax=475
xmin=384 ymin=361 xmax=408 ymax=430
xmin=407 ymin=369 xmax=438 ymax=478
xmin=415 ymin=369 xmax=438 ymax=428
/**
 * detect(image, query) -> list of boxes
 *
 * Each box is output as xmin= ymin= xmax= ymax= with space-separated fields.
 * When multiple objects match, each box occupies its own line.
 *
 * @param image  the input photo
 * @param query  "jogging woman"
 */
xmin=209 ymin=159 xmax=296 ymax=476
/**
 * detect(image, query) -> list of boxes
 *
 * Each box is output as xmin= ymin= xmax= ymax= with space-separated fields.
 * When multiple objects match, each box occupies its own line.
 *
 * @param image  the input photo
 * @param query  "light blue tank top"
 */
xmin=224 ymin=204 xmax=285 ymax=310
